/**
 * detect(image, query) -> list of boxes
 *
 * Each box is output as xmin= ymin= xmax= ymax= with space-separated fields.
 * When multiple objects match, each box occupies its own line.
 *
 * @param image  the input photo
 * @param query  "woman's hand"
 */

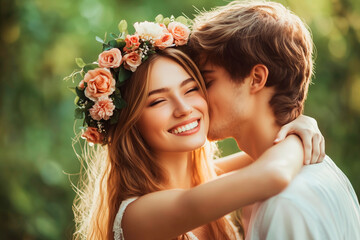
xmin=274 ymin=115 xmax=325 ymax=165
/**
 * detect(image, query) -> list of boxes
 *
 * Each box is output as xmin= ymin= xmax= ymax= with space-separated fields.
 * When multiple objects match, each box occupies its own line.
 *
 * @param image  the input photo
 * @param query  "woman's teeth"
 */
xmin=172 ymin=120 xmax=198 ymax=134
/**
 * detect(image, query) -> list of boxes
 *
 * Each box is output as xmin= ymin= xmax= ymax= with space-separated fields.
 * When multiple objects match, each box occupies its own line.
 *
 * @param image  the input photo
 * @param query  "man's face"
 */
xmin=201 ymin=63 xmax=252 ymax=141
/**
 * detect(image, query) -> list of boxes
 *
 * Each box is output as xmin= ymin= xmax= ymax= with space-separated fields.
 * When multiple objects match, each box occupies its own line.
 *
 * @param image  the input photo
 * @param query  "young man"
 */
xmin=189 ymin=1 xmax=360 ymax=239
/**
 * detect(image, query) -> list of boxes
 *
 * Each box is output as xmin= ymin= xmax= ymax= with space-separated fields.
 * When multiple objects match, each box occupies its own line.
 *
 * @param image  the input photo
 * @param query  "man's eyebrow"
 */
xmin=148 ymin=78 xmax=194 ymax=96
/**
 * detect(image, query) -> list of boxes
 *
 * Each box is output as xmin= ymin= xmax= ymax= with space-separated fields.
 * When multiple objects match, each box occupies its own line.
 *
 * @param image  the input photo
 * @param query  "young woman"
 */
xmin=70 ymin=19 xmax=323 ymax=240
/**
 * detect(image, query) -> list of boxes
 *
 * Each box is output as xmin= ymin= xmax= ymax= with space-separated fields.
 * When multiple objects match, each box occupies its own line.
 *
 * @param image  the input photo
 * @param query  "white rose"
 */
xmin=134 ymin=21 xmax=164 ymax=41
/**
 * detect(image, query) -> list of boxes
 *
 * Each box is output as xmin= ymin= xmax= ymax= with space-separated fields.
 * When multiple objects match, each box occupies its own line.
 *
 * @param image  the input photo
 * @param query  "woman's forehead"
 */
xmin=148 ymin=57 xmax=191 ymax=89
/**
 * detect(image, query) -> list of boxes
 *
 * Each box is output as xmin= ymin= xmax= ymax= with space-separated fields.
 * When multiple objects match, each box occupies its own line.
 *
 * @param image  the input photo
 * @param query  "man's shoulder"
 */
xmin=259 ymin=155 xmax=358 ymax=213
xmin=268 ymin=156 xmax=336 ymax=200
xmin=247 ymin=156 xmax=360 ymax=240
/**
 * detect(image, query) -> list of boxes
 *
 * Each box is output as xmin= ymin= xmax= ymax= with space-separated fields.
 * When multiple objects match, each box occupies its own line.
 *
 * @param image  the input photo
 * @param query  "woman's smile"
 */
xmin=168 ymin=118 xmax=200 ymax=135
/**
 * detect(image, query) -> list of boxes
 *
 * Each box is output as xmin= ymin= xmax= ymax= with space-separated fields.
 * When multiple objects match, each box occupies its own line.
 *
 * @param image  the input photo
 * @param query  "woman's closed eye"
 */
xmin=149 ymin=99 xmax=165 ymax=107
xmin=185 ymin=86 xmax=199 ymax=94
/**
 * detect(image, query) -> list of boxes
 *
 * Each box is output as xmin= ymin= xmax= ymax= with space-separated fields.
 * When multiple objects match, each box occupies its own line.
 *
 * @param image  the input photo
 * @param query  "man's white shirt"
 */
xmin=246 ymin=156 xmax=360 ymax=240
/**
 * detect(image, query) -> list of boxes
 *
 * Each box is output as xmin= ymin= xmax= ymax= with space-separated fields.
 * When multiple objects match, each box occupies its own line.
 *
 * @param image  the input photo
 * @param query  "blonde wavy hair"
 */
xmin=72 ymin=48 xmax=237 ymax=240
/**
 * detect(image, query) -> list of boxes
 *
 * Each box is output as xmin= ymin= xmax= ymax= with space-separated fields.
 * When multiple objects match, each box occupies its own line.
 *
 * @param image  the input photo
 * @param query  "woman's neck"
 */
xmin=156 ymin=151 xmax=193 ymax=189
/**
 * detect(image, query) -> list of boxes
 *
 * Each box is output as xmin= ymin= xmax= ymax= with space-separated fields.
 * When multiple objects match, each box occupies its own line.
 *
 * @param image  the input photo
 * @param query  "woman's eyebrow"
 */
xmin=148 ymin=78 xmax=194 ymax=96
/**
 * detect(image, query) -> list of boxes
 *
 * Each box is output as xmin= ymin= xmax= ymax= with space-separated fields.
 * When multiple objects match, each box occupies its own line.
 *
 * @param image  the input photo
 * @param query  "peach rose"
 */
xmin=89 ymin=97 xmax=115 ymax=121
xmin=82 ymin=68 xmax=116 ymax=101
xmin=78 ymin=80 xmax=85 ymax=89
xmin=167 ymin=21 xmax=190 ymax=46
xmin=123 ymin=52 xmax=142 ymax=72
xmin=81 ymin=127 xmax=103 ymax=145
xmin=159 ymin=23 xmax=168 ymax=32
xmin=98 ymin=48 xmax=122 ymax=68
xmin=123 ymin=34 xmax=140 ymax=53
xmin=155 ymin=32 xmax=174 ymax=50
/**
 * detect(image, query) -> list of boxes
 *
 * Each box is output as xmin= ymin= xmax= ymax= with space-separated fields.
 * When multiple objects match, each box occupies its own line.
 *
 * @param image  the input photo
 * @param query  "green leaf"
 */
xmin=75 ymin=86 xmax=86 ymax=99
xmin=75 ymin=58 xmax=86 ymax=68
xmin=104 ymin=39 xmax=118 ymax=51
xmin=113 ymin=97 xmax=127 ymax=109
xmin=110 ymin=110 xmax=120 ymax=125
xmin=95 ymin=36 xmax=105 ymax=44
xmin=155 ymin=14 xmax=164 ymax=23
xmin=117 ymin=66 xmax=132 ymax=84
xmin=110 ymin=39 xmax=118 ymax=48
xmin=83 ymin=63 xmax=98 ymax=73
xmin=117 ymin=39 xmax=126 ymax=49
xmin=118 ymin=20 xmax=128 ymax=33
xmin=74 ymin=96 xmax=80 ymax=105
xmin=114 ymin=88 xmax=121 ymax=96
xmin=163 ymin=17 xmax=171 ymax=26
xmin=175 ymin=16 xmax=188 ymax=25
xmin=110 ymin=32 xmax=119 ymax=39
xmin=68 ymin=86 xmax=76 ymax=94
xmin=84 ymin=100 xmax=94 ymax=112
xmin=186 ymin=19 xmax=193 ymax=26
xmin=74 ymin=108 xmax=84 ymax=119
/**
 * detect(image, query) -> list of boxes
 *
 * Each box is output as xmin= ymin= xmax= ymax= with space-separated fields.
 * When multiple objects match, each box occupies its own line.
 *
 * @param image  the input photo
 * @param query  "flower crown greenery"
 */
xmin=64 ymin=15 xmax=192 ymax=145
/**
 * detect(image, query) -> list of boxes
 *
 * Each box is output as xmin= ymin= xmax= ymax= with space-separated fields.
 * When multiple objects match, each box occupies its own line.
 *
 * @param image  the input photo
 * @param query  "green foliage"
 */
xmin=1 ymin=0 xmax=359 ymax=239
xmin=75 ymin=58 xmax=86 ymax=68
xmin=118 ymin=19 xmax=128 ymax=33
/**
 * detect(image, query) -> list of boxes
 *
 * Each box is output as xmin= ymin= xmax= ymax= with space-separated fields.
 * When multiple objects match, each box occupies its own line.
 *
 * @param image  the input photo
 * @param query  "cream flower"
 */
xmin=134 ymin=21 xmax=164 ymax=41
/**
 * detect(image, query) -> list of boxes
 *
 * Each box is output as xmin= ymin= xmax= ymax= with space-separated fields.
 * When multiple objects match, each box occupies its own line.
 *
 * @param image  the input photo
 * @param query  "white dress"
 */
xmin=112 ymin=197 xmax=199 ymax=240
xmin=113 ymin=197 xmax=242 ymax=240
xmin=245 ymin=156 xmax=360 ymax=240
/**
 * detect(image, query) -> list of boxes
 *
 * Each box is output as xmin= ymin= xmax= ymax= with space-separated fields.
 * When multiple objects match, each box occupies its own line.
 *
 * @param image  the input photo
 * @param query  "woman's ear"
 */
xmin=250 ymin=64 xmax=269 ymax=94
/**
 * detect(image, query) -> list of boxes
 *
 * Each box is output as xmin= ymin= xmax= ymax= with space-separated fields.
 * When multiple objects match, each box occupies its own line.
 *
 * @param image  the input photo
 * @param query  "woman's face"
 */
xmin=137 ymin=57 xmax=209 ymax=153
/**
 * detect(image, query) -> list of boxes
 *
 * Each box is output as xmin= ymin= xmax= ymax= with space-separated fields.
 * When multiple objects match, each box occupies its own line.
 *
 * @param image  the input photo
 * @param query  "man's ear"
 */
xmin=250 ymin=64 xmax=269 ymax=94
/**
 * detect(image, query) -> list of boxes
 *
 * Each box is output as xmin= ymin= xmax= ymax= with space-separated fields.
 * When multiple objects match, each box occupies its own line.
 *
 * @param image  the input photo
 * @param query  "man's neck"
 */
xmin=233 ymin=106 xmax=281 ymax=160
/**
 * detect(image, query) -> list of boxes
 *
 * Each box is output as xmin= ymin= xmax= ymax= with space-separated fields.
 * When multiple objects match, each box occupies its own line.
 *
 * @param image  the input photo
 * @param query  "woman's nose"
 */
xmin=173 ymin=98 xmax=193 ymax=118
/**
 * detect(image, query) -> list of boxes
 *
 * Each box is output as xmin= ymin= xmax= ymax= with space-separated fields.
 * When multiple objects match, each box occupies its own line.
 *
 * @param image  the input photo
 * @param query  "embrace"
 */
xmin=67 ymin=1 xmax=360 ymax=239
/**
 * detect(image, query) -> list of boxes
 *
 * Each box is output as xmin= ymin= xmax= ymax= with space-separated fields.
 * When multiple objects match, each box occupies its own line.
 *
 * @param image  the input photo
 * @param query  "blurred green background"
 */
xmin=1 ymin=0 xmax=359 ymax=239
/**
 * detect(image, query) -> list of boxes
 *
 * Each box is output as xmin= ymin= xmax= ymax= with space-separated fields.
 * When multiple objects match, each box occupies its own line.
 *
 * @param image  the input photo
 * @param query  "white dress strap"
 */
xmin=113 ymin=197 xmax=138 ymax=240
xmin=113 ymin=197 xmax=199 ymax=240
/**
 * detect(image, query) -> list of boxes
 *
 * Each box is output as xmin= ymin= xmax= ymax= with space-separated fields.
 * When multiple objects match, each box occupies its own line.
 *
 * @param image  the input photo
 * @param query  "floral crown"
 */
xmin=65 ymin=15 xmax=192 ymax=145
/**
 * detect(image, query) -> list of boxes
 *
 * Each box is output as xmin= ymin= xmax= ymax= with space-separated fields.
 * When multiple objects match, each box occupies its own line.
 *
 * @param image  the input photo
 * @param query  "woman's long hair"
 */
xmin=72 ymin=48 xmax=237 ymax=240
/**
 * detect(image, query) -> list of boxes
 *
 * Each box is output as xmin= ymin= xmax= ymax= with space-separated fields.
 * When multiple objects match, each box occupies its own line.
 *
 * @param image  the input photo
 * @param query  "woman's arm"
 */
xmin=214 ymin=151 xmax=254 ymax=175
xmin=122 ymin=135 xmax=304 ymax=240
xmin=274 ymin=115 xmax=325 ymax=164
xmin=214 ymin=114 xmax=325 ymax=174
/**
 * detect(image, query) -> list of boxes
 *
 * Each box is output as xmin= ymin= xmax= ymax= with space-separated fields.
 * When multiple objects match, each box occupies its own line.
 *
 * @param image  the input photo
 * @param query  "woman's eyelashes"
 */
xmin=186 ymin=86 xmax=199 ymax=94
xmin=148 ymin=86 xmax=199 ymax=107
xmin=149 ymin=99 xmax=165 ymax=107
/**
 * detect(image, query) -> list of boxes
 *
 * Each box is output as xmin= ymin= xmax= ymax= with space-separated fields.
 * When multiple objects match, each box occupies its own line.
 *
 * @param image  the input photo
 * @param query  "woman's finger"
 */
xmin=310 ymin=133 xmax=321 ymax=164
